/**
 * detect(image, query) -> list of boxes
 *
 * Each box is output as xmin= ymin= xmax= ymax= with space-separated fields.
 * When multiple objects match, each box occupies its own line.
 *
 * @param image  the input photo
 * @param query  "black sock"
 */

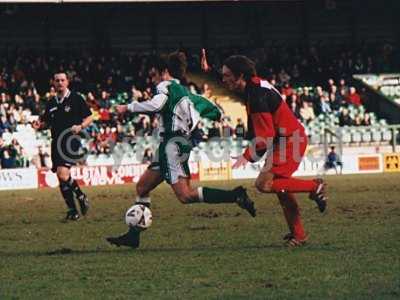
xmin=67 ymin=177 xmax=84 ymax=198
xmin=135 ymin=196 xmax=151 ymax=208
xmin=202 ymin=187 xmax=237 ymax=204
xmin=59 ymin=181 xmax=77 ymax=211
xmin=128 ymin=227 xmax=141 ymax=236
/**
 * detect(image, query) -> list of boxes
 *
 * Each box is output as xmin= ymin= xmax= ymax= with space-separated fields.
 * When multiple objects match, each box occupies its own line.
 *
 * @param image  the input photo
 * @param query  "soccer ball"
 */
xmin=125 ymin=204 xmax=152 ymax=229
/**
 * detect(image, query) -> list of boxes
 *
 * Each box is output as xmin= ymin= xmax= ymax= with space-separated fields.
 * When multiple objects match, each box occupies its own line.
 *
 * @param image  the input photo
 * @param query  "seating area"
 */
xmin=0 ymin=42 xmax=399 ymax=169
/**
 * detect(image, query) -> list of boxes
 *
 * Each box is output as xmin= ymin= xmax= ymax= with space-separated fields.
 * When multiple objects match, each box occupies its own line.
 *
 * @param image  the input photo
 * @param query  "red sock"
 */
xmin=271 ymin=177 xmax=317 ymax=193
xmin=277 ymin=193 xmax=306 ymax=240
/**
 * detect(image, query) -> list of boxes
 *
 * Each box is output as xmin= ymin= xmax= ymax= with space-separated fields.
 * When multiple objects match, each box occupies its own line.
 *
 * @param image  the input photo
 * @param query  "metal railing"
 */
xmin=323 ymin=125 xmax=400 ymax=156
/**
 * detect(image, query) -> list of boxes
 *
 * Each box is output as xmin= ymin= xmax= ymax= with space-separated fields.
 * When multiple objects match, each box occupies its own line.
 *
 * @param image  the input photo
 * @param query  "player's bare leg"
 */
xmin=135 ymin=169 xmax=164 ymax=207
xmin=107 ymin=169 xmax=163 ymax=249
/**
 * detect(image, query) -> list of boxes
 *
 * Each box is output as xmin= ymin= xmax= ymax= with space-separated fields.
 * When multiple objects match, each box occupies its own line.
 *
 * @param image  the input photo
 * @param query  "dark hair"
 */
xmin=167 ymin=51 xmax=187 ymax=81
xmin=223 ymin=55 xmax=256 ymax=81
xmin=53 ymin=72 xmax=71 ymax=81
xmin=151 ymin=55 xmax=168 ymax=74
xmin=151 ymin=51 xmax=188 ymax=82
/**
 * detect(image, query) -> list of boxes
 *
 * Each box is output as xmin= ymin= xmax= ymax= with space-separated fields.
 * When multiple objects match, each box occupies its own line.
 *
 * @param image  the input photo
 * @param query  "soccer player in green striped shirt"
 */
xmin=106 ymin=52 xmax=255 ymax=248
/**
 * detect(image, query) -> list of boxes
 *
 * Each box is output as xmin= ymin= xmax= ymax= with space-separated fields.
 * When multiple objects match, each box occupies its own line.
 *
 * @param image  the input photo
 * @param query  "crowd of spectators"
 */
xmin=0 ymin=42 xmax=398 ymax=169
xmin=284 ymin=80 xmax=371 ymax=127
xmin=0 ymin=137 xmax=29 ymax=169
xmin=205 ymin=42 xmax=395 ymax=131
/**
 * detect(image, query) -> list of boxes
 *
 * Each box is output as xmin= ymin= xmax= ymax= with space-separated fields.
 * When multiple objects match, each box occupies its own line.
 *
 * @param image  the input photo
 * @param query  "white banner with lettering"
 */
xmin=0 ymin=168 xmax=38 ymax=191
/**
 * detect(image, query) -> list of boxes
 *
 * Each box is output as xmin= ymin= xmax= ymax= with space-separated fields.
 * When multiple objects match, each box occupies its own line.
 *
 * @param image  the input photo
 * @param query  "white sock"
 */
xmin=197 ymin=187 xmax=204 ymax=202
xmin=135 ymin=196 xmax=151 ymax=205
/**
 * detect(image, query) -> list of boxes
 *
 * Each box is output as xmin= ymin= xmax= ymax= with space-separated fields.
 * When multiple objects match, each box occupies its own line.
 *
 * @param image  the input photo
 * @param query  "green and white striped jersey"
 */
xmin=127 ymin=79 xmax=221 ymax=136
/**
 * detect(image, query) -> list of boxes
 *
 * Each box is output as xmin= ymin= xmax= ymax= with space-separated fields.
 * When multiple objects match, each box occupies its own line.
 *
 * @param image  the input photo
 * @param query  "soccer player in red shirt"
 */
xmin=220 ymin=55 xmax=328 ymax=247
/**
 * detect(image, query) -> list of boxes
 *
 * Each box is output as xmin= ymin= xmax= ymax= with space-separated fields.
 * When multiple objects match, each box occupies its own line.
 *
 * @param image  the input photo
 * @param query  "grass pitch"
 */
xmin=1 ymin=173 xmax=400 ymax=299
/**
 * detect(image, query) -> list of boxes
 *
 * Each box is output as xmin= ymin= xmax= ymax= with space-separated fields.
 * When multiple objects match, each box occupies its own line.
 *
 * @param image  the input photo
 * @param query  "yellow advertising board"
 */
xmin=383 ymin=153 xmax=400 ymax=172
xmin=199 ymin=161 xmax=231 ymax=181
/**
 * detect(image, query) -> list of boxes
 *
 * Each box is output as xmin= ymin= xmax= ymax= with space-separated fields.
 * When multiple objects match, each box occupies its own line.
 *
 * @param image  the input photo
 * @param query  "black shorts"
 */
xmin=51 ymin=133 xmax=83 ymax=172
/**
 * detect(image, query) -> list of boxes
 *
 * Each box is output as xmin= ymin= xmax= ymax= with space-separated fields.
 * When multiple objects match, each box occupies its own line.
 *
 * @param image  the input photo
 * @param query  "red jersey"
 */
xmin=243 ymin=77 xmax=305 ymax=162
xmin=347 ymin=93 xmax=362 ymax=106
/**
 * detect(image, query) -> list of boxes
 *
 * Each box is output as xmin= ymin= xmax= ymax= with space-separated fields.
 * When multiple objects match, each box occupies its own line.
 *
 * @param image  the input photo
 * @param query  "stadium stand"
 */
xmin=0 ymin=42 xmax=399 ymax=169
xmin=0 ymin=0 xmax=399 ymax=169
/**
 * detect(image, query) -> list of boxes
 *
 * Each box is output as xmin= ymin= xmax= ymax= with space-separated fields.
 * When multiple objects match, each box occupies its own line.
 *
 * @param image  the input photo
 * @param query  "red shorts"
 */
xmin=264 ymin=132 xmax=307 ymax=178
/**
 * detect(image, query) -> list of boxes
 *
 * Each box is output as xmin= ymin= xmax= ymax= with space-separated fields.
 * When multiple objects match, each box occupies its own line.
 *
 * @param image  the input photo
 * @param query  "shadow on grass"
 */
xmin=0 ymin=242 xmax=343 ymax=258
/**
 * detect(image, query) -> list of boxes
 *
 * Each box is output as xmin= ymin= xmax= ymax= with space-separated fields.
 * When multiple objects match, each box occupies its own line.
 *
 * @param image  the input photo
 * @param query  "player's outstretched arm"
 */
xmin=117 ymin=93 xmax=168 ymax=114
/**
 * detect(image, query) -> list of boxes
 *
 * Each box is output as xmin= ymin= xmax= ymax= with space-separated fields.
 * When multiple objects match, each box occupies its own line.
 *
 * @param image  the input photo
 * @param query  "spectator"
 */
xmin=324 ymin=146 xmax=343 ymax=175
xmin=290 ymin=100 xmax=302 ymax=120
xmin=0 ymin=138 xmax=17 ymax=169
xmin=347 ymin=87 xmax=362 ymax=106
xmin=87 ymin=131 xmax=100 ymax=154
xmin=38 ymin=146 xmax=50 ymax=168
xmin=116 ymin=123 xmax=125 ymax=143
xmin=290 ymin=93 xmax=300 ymax=105
xmin=0 ymin=137 xmax=4 ymax=166
xmin=327 ymin=78 xmax=335 ymax=91
xmin=300 ymin=87 xmax=313 ymax=105
xmin=1 ymin=148 xmax=16 ymax=169
xmin=136 ymin=116 xmax=151 ymax=137
xmin=99 ymin=108 xmax=111 ymax=125
xmin=299 ymin=102 xmax=315 ymax=124
xmin=338 ymin=88 xmax=347 ymax=104
xmin=354 ymin=115 xmax=362 ymax=126
xmin=99 ymin=90 xmax=111 ymax=109
xmin=208 ymin=121 xmax=221 ymax=139
xmin=338 ymin=79 xmax=349 ymax=94
xmin=329 ymin=92 xmax=341 ymax=111
xmin=319 ymin=93 xmax=332 ymax=114
xmin=312 ymin=86 xmax=324 ymax=107
xmin=188 ymin=83 xmax=200 ymax=95
xmin=31 ymin=92 xmax=45 ymax=115
xmin=86 ymin=92 xmax=99 ymax=110
xmin=201 ymin=83 xmax=213 ymax=99
xmin=191 ymin=122 xmax=208 ymax=146
xmin=2 ymin=128 xmax=12 ymax=143
xmin=0 ymin=115 xmax=11 ymax=132
xmin=221 ymin=119 xmax=233 ymax=138
xmin=150 ymin=118 xmax=160 ymax=137
xmin=142 ymin=148 xmax=153 ymax=164
xmin=131 ymin=86 xmax=143 ymax=101
xmin=281 ymin=82 xmax=294 ymax=98
xmin=362 ymin=114 xmax=371 ymax=126
xmin=24 ymin=88 xmax=35 ymax=111
xmin=339 ymin=108 xmax=354 ymax=126
xmin=106 ymin=126 xmax=118 ymax=145
xmin=234 ymin=118 xmax=246 ymax=139
xmin=330 ymin=85 xmax=341 ymax=100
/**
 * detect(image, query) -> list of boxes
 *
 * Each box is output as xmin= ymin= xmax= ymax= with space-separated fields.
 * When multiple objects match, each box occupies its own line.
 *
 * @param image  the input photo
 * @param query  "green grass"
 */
xmin=1 ymin=173 xmax=400 ymax=299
